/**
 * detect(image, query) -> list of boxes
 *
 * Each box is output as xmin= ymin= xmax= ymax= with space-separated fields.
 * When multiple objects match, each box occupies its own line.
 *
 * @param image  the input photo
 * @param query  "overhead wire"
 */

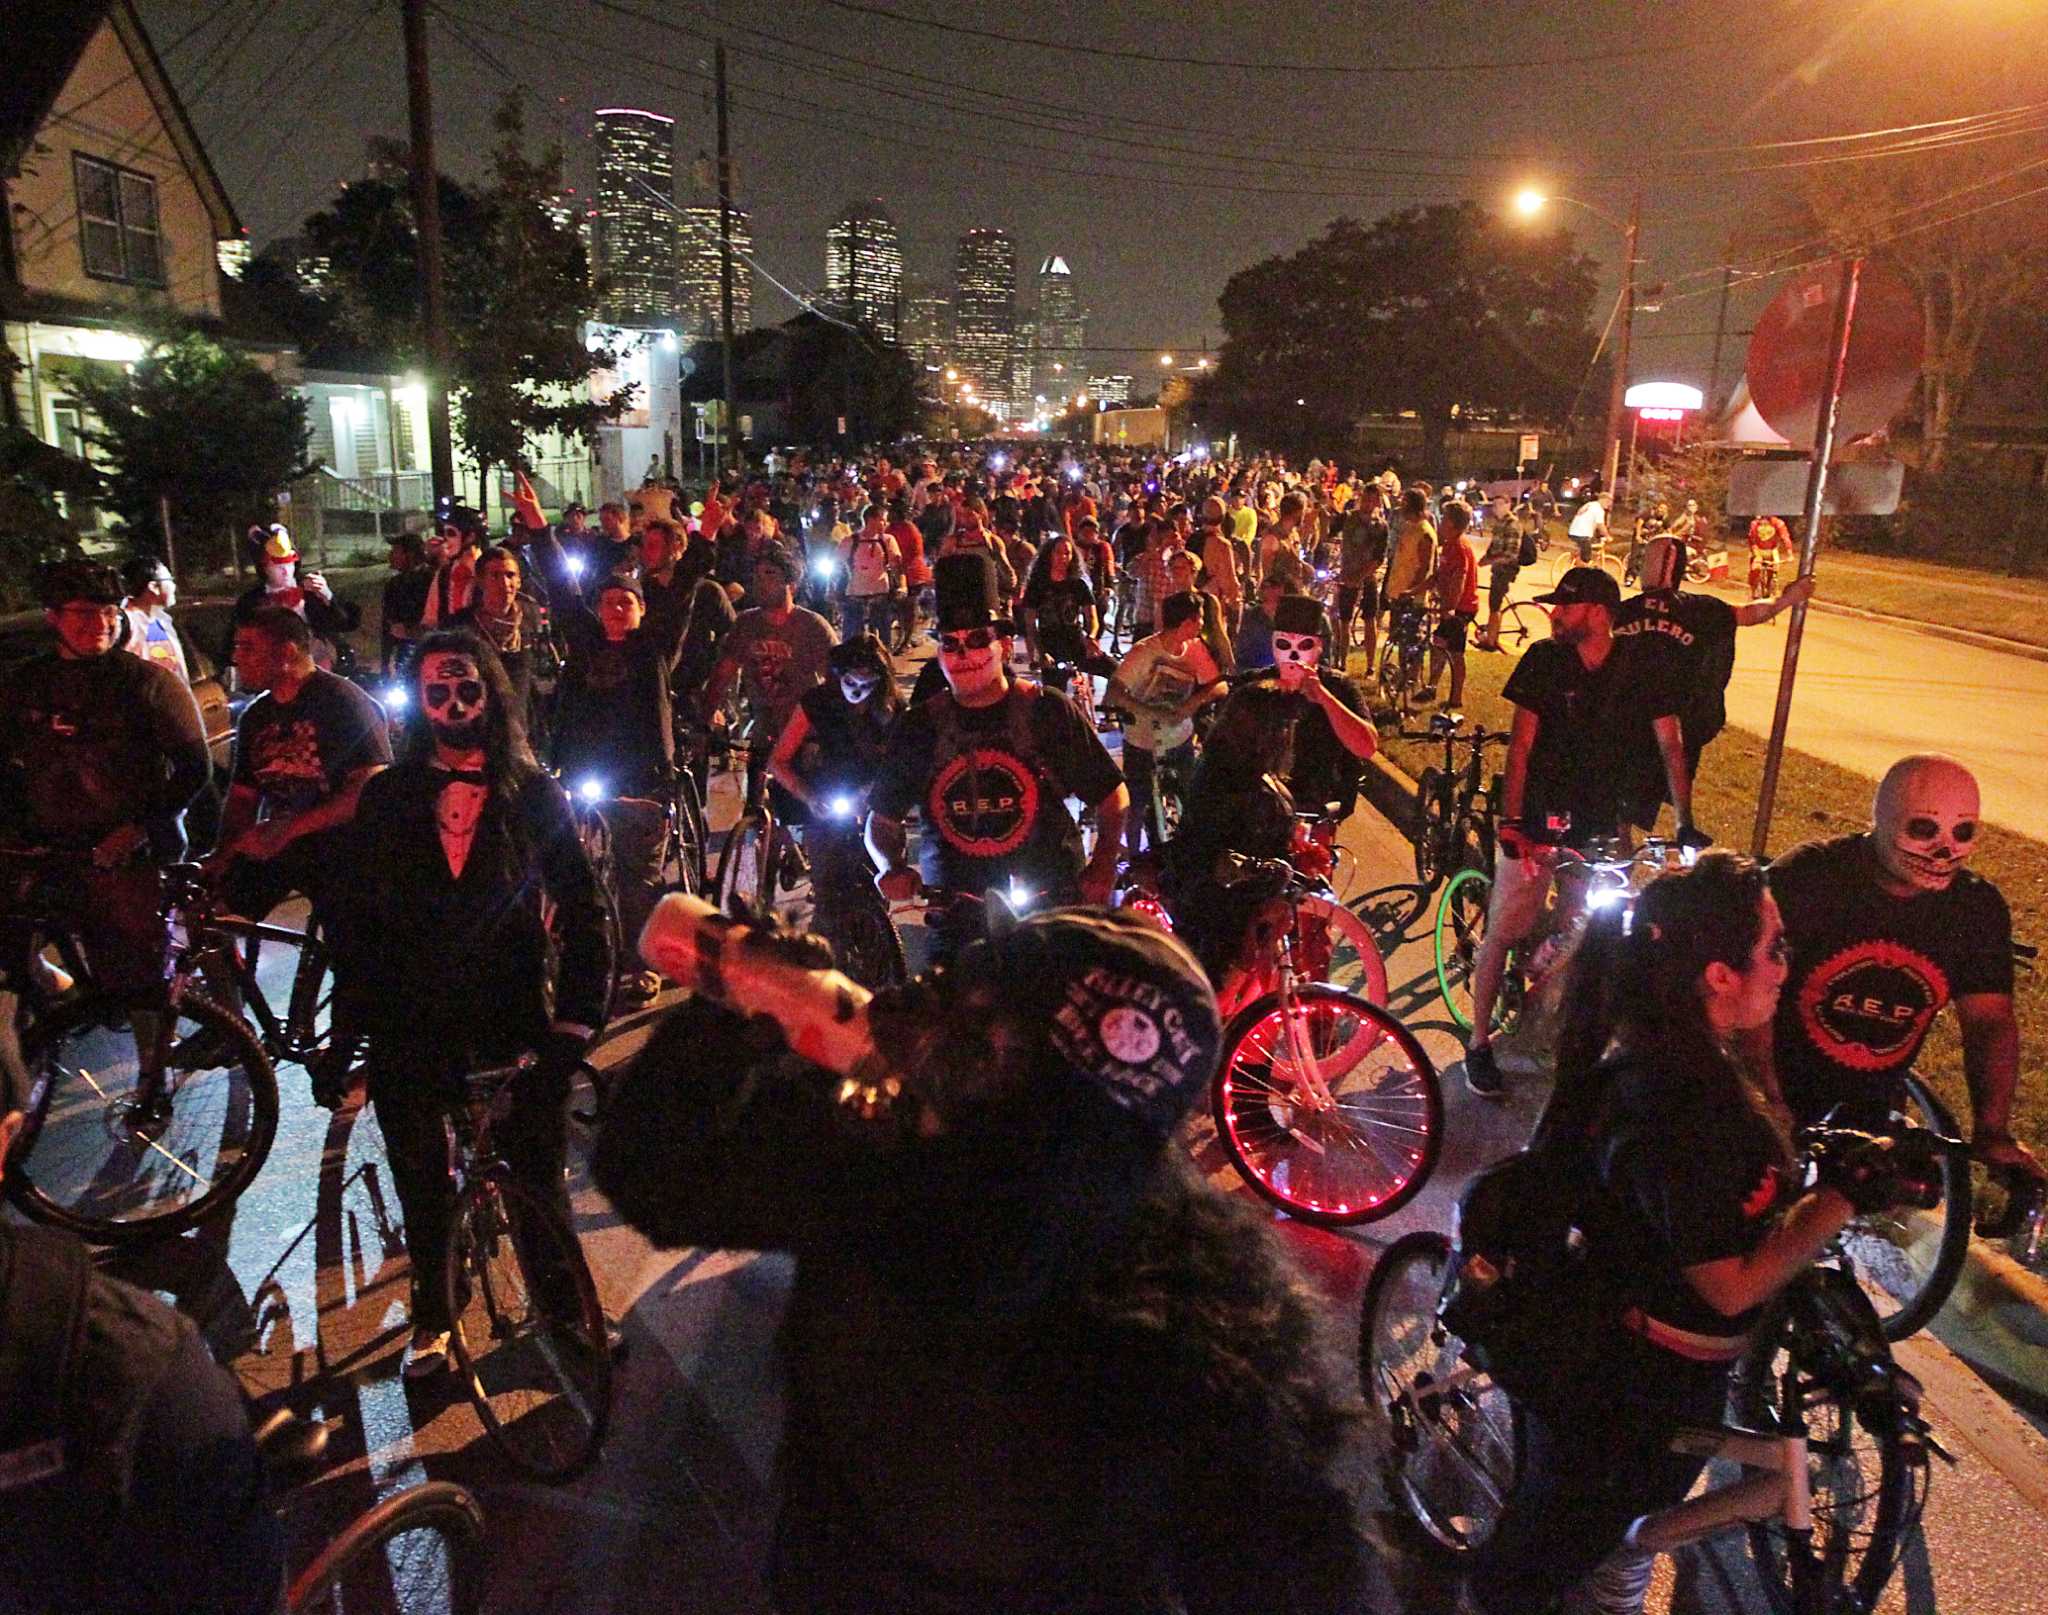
xmin=807 ymin=0 xmax=1808 ymax=77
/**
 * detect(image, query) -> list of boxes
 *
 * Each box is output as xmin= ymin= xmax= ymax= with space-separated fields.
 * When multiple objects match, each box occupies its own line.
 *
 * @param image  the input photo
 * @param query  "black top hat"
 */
xmin=1271 ymin=593 xmax=1329 ymax=639
xmin=933 ymin=551 xmax=1013 ymax=633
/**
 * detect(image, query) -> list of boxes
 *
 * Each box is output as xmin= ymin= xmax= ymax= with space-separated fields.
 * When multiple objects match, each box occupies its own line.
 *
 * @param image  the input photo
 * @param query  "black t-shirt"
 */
xmin=231 ymin=669 xmax=391 ymax=818
xmin=870 ymin=683 xmax=1123 ymax=898
xmin=1608 ymin=589 xmax=1740 ymax=825
xmin=1500 ymin=638 xmax=1624 ymax=844
xmin=554 ymin=616 xmax=684 ymax=791
xmin=1025 ymin=572 xmax=1096 ymax=656
xmin=1215 ymin=671 xmax=1371 ymax=822
xmin=795 ymin=682 xmax=894 ymax=798
xmin=1592 ymin=1053 xmax=1794 ymax=1342
xmin=1768 ymin=834 xmax=2015 ymax=1122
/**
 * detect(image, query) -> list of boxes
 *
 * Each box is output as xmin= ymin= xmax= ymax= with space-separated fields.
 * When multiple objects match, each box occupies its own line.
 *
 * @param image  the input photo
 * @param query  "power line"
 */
xmin=809 ymin=0 xmax=1807 ymax=77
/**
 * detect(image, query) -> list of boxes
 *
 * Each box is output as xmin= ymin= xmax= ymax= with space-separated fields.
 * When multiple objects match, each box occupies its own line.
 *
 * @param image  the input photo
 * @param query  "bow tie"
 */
xmin=434 ymin=768 xmax=489 ymax=788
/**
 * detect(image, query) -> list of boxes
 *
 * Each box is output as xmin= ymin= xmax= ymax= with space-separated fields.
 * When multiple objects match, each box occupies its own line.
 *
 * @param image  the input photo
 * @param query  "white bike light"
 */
xmin=577 ymin=777 xmax=606 ymax=804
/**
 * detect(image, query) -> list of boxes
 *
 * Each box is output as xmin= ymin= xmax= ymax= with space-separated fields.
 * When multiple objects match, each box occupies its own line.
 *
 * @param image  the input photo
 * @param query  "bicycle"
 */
xmin=1209 ymin=862 xmax=1439 ymax=1227
xmin=713 ymin=757 xmax=810 ymax=928
xmin=1374 ymin=599 xmax=1433 ymax=714
xmin=165 ymin=862 xmax=338 ymax=1073
xmin=1433 ymin=836 xmax=1692 ymax=1037
xmin=1490 ymin=598 xmax=1551 ymax=652
xmin=561 ymin=786 xmax=625 ymax=1023
xmin=805 ymin=795 xmax=908 ymax=990
xmin=1751 ymin=548 xmax=1783 ymax=601
xmin=2 ymin=849 xmax=278 ymax=1245
xmin=1400 ymin=714 xmax=1510 ymax=892
xmin=1363 ymin=1170 xmax=1949 ymax=1610
xmin=439 ymin=1053 xmax=613 ymax=1479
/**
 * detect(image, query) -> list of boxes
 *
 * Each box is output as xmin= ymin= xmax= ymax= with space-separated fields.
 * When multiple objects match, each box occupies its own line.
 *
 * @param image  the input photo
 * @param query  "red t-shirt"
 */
xmin=890 ymin=519 xmax=931 ymax=585
xmin=1436 ymin=535 xmax=1479 ymax=617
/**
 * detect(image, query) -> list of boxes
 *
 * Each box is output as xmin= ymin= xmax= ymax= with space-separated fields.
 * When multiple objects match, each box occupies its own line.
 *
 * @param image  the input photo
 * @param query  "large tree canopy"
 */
xmin=1202 ymin=202 xmax=1604 ymax=469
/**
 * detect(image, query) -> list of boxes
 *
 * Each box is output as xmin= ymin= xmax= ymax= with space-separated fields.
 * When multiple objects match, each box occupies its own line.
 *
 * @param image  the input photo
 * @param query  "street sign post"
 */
xmin=1746 ymin=263 xmax=1920 ymax=452
xmin=1517 ymin=432 xmax=1539 ymax=464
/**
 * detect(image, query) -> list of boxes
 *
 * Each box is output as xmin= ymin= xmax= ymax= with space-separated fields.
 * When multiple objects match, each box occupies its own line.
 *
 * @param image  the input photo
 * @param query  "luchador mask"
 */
xmin=1873 ymin=755 xmax=1980 ymax=893
xmin=419 ymin=651 xmax=489 ymax=749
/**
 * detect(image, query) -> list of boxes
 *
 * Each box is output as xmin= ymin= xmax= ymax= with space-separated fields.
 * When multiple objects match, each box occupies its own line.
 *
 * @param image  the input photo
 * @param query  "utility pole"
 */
xmin=714 ymin=40 xmax=740 ymax=477
xmin=400 ymin=0 xmax=455 ymax=501
xmin=1705 ymin=261 xmax=1736 ymax=419
xmin=1599 ymin=187 xmax=1641 ymax=498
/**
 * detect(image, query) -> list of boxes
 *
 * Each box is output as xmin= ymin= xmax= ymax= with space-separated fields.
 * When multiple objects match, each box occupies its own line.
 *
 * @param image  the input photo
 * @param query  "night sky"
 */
xmin=141 ymin=0 xmax=2048 ymax=396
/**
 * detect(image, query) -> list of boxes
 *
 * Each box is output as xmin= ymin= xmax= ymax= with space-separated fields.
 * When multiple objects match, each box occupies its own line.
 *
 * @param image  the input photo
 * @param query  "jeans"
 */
xmin=1124 ymin=740 xmax=1195 ymax=853
xmin=840 ymin=593 xmax=890 ymax=643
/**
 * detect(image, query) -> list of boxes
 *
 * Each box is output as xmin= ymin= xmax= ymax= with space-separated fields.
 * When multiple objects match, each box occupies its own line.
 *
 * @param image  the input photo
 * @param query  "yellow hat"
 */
xmin=262 ymin=527 xmax=298 ymax=563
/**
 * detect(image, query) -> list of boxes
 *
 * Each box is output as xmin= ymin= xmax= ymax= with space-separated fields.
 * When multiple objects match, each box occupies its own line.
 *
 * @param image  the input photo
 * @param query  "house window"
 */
xmin=72 ymin=154 xmax=166 ymax=287
xmin=50 ymin=403 xmax=88 ymax=461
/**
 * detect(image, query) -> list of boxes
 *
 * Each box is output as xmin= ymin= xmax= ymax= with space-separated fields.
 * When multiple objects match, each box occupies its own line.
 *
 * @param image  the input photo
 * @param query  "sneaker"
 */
xmin=126 ymin=1085 xmax=174 ymax=1139
xmin=402 ymin=1328 xmax=452 ymax=1379
xmin=1464 ymin=1044 xmax=1506 ymax=1100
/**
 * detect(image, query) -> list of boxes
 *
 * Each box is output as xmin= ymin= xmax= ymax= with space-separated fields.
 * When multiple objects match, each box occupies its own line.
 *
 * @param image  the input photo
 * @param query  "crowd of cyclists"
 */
xmin=0 ymin=434 xmax=2040 ymax=1615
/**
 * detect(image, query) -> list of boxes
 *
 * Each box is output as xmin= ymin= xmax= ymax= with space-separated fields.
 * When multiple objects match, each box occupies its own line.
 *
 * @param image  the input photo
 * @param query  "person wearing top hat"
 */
xmin=1206 ymin=593 xmax=1377 ymax=826
xmin=592 ymin=908 xmax=1365 ymax=1615
xmin=1460 ymin=565 xmax=1631 ymax=1100
xmin=866 ymin=554 xmax=1128 ymax=960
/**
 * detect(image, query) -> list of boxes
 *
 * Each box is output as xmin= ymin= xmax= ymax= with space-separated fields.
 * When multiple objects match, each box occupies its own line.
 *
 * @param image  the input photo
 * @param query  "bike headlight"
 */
xmin=1007 ymin=878 xmax=1033 ymax=912
xmin=811 ymin=555 xmax=840 ymax=579
xmin=577 ymin=777 xmax=606 ymax=804
xmin=564 ymin=554 xmax=587 ymax=579
xmin=828 ymin=794 xmax=855 ymax=820
xmin=381 ymin=684 xmax=410 ymax=712
xmin=1585 ymin=883 xmax=1628 ymax=913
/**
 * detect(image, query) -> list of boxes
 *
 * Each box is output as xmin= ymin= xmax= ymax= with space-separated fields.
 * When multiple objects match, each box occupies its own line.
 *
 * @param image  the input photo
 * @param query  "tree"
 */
xmin=69 ymin=331 xmax=314 ymax=577
xmin=1792 ymin=147 xmax=2048 ymax=473
xmin=1201 ymin=203 xmax=1604 ymax=470
xmin=682 ymin=316 xmax=922 ymax=447
xmin=297 ymin=93 xmax=634 ymax=484
xmin=0 ymin=425 xmax=100 ymax=606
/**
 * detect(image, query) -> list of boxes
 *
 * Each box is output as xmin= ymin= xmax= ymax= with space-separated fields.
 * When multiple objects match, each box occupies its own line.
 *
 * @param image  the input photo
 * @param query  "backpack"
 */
xmin=846 ymin=533 xmax=892 ymax=594
xmin=1517 ymin=526 xmax=1540 ymax=568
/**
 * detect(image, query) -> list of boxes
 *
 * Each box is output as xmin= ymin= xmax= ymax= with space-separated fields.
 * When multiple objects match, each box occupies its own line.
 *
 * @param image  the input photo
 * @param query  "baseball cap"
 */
xmin=597 ymin=572 xmax=646 ymax=602
xmin=1533 ymin=565 xmax=1622 ymax=610
xmin=957 ymin=908 xmax=1221 ymax=1141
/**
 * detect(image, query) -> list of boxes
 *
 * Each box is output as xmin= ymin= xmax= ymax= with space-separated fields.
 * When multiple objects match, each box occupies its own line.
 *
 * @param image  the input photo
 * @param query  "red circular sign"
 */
xmin=1745 ymin=263 xmax=1922 ymax=452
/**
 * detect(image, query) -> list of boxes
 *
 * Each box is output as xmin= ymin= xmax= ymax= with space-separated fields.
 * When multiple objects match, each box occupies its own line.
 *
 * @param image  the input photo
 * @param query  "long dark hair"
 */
xmin=1549 ymin=851 xmax=1778 ymax=1146
xmin=400 ymin=626 xmax=541 ymax=848
xmin=825 ymin=632 xmax=901 ymax=724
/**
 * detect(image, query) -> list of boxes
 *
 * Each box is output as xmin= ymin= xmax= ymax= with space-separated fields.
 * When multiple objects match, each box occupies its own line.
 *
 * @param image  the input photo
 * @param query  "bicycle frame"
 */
xmin=181 ymin=914 xmax=328 ymax=1060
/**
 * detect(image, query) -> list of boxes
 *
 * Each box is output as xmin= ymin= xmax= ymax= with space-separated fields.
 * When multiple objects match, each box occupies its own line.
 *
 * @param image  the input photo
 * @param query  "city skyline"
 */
xmin=591 ymin=107 xmax=676 ymax=327
xmin=678 ymin=204 xmax=754 ymax=336
xmin=823 ymin=198 xmax=903 ymax=343
xmin=952 ymin=226 xmax=1016 ymax=404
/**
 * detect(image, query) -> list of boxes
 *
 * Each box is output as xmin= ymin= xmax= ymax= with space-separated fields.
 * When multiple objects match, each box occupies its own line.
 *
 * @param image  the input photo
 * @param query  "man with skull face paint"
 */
xmin=867 ymin=555 xmax=1128 ymax=958
xmin=1751 ymin=755 xmax=2042 ymax=1185
xmin=342 ymin=630 xmax=613 ymax=1375
xmin=1208 ymin=595 xmax=1378 ymax=826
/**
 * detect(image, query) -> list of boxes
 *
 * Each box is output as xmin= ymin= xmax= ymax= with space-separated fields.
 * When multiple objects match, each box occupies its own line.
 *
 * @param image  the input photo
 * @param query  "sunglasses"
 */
xmin=422 ymin=678 xmax=485 ymax=711
xmin=939 ymin=628 xmax=1000 ymax=653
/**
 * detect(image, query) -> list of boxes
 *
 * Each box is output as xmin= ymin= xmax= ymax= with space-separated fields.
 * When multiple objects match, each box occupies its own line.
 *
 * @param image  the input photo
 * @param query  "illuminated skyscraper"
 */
xmin=593 ymin=107 xmax=677 ymax=326
xmin=678 ymin=205 xmax=754 ymax=337
xmin=1032 ymin=254 xmax=1086 ymax=399
xmin=1009 ymin=317 xmax=1038 ymax=419
xmin=952 ymin=227 xmax=1016 ymax=397
xmin=902 ymin=276 xmax=951 ymax=371
xmin=825 ymin=200 xmax=903 ymax=343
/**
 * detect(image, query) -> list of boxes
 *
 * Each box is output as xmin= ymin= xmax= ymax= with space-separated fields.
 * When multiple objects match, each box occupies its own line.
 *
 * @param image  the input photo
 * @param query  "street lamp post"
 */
xmin=1515 ymin=186 xmax=1641 ymax=497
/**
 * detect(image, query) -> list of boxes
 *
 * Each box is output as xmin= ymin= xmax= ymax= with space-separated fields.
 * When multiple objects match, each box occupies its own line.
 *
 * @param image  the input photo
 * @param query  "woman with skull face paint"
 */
xmin=767 ymin=633 xmax=902 ymax=903
xmin=1747 ymin=754 xmax=2043 ymax=1188
xmin=342 ymin=630 xmax=613 ymax=1376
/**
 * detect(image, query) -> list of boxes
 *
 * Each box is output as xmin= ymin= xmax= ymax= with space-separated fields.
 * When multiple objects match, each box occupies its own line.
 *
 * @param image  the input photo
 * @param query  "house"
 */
xmin=1 ymin=1 xmax=270 ymax=457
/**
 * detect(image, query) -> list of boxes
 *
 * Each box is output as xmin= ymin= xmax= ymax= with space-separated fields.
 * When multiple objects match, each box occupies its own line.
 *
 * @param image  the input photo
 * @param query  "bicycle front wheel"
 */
xmin=286 ymin=1481 xmax=485 ymax=1615
xmin=817 ymin=895 xmax=908 ymax=990
xmin=445 ymin=1174 xmax=612 ymax=1480
xmin=8 ymin=990 xmax=278 ymax=1243
xmin=1211 ymin=984 xmax=1441 ymax=1226
xmin=1494 ymin=601 xmax=1549 ymax=653
xmin=1837 ymin=1074 xmax=1972 ymax=1341
xmin=1294 ymin=891 xmax=1390 ymax=1006
xmin=714 ymin=814 xmax=774 ymax=925
xmin=1361 ymin=1232 xmax=1519 ymax=1556
xmin=1413 ymin=771 xmax=1447 ymax=890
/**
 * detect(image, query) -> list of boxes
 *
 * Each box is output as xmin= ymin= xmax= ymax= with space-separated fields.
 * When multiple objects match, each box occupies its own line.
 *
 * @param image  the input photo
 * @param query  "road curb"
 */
xmin=1359 ymin=745 xmax=1423 ymax=837
xmin=1804 ymin=597 xmax=2048 ymax=666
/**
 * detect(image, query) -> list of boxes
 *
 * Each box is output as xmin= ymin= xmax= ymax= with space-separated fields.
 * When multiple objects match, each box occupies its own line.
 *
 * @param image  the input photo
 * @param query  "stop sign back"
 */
xmin=1745 ymin=263 xmax=1921 ymax=453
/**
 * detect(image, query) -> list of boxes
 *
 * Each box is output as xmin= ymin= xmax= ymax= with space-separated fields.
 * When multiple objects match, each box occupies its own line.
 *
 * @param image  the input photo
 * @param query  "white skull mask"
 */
xmin=1270 ymin=631 xmax=1323 ymax=691
xmin=419 ymin=651 xmax=488 ymax=747
xmin=1873 ymin=755 xmax=1980 ymax=893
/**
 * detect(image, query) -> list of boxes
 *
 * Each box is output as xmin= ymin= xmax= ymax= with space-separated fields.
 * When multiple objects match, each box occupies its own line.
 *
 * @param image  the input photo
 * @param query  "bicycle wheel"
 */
xmin=8 ymin=990 xmax=278 ymax=1243
xmin=714 ymin=814 xmax=774 ymax=924
xmin=1294 ymin=891 xmax=1391 ymax=1006
xmin=818 ymin=895 xmax=908 ymax=990
xmin=1434 ymin=869 xmax=1487 ymax=1034
xmin=666 ymin=771 xmax=711 ymax=898
xmin=1361 ymin=1232 xmax=1520 ymax=1555
xmin=1836 ymin=1074 xmax=1971 ymax=1341
xmin=1413 ymin=771 xmax=1448 ymax=890
xmin=444 ymin=1173 xmax=612 ymax=1480
xmin=1374 ymin=639 xmax=1404 ymax=712
xmin=1211 ymin=984 xmax=1442 ymax=1226
xmin=1735 ymin=1294 xmax=1917 ymax=1615
xmin=1495 ymin=601 xmax=1549 ymax=652
xmin=570 ymin=810 xmax=624 ymax=1022
xmin=286 ymin=1481 xmax=485 ymax=1615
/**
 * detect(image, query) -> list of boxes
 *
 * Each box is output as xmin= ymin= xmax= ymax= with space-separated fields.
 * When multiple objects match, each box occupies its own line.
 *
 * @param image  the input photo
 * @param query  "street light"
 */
xmin=944 ymin=367 xmax=958 ymax=382
xmin=1159 ymin=353 xmax=1174 ymax=367
xmin=1512 ymin=184 xmax=1641 ymax=497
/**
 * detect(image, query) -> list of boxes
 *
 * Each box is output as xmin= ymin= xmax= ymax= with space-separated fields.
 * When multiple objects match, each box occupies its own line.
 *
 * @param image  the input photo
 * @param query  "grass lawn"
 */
xmin=1805 ymin=551 xmax=2048 ymax=650
xmin=1358 ymin=637 xmax=2048 ymax=1167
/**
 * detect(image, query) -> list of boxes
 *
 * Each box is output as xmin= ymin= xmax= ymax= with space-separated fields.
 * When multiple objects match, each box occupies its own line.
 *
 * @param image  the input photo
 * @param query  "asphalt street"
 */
xmin=87 ymin=656 xmax=2048 ymax=1614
